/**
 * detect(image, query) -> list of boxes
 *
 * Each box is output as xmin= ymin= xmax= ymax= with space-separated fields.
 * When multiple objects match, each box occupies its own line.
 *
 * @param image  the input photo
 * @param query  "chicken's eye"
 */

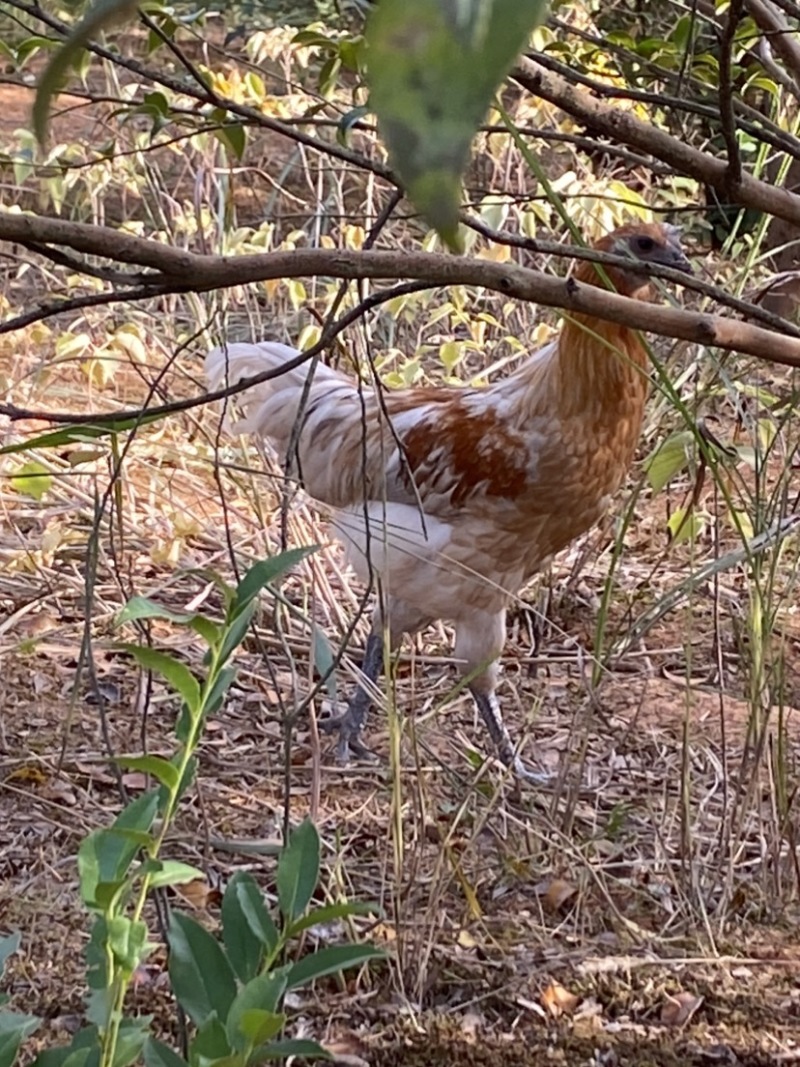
xmin=635 ymin=235 xmax=656 ymax=253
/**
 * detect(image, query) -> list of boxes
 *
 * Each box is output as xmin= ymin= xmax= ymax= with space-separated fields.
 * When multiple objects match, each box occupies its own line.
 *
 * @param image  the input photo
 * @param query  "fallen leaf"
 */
xmin=536 ymin=878 xmax=578 ymax=913
xmin=371 ymin=923 xmax=397 ymax=943
xmin=459 ymin=1012 xmax=483 ymax=1040
xmin=173 ymin=879 xmax=220 ymax=910
xmin=660 ymin=991 xmax=703 ymax=1028
xmin=322 ymin=1030 xmax=370 ymax=1067
xmin=457 ymin=928 xmax=478 ymax=949
xmin=121 ymin=772 xmax=150 ymax=791
xmin=541 ymin=981 xmax=580 ymax=1018
xmin=7 ymin=764 xmax=48 ymax=785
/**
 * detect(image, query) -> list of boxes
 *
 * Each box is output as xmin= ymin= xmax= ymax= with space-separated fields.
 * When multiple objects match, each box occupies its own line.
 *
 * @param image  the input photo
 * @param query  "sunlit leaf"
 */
xmin=645 ymin=431 xmax=694 ymax=493
xmin=9 ymin=460 xmax=52 ymax=501
xmin=667 ymin=506 xmax=704 ymax=545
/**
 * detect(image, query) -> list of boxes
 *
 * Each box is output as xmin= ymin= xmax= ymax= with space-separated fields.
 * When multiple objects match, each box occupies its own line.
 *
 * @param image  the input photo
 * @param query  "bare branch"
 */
xmin=512 ymin=56 xmax=800 ymax=229
xmin=746 ymin=0 xmax=800 ymax=90
xmin=16 ymin=241 xmax=162 ymax=287
xmin=718 ymin=0 xmax=745 ymax=190
xmin=461 ymin=215 xmax=800 ymax=335
xmin=522 ymin=50 xmax=800 ymax=163
xmin=2 ymin=211 xmax=800 ymax=367
xmin=0 ymin=285 xmax=172 ymax=333
xmin=137 ymin=10 xmax=218 ymax=100
xmin=7 ymin=0 xmax=397 ymax=186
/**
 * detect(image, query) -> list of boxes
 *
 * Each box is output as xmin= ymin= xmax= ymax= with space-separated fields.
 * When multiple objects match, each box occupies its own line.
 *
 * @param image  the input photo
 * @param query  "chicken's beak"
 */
xmin=671 ymin=250 xmax=694 ymax=274
xmin=664 ymin=244 xmax=694 ymax=275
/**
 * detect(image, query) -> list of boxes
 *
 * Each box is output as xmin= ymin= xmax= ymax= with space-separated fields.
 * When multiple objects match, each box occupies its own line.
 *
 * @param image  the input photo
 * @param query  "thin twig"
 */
xmin=718 ymin=0 xmax=745 ymax=190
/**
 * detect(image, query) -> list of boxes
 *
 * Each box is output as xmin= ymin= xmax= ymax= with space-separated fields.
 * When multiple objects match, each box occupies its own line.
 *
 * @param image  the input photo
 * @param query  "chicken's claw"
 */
xmin=319 ymin=697 xmax=377 ymax=764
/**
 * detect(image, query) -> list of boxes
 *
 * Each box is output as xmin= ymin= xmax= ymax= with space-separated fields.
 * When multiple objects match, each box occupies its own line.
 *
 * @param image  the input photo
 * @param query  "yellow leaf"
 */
xmin=11 ymin=460 xmax=52 ymax=501
xmin=541 ymin=982 xmax=579 ymax=1018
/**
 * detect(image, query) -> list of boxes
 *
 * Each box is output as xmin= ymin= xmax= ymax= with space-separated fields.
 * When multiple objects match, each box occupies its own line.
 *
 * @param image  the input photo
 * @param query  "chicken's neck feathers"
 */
xmin=495 ymin=315 xmax=649 ymax=428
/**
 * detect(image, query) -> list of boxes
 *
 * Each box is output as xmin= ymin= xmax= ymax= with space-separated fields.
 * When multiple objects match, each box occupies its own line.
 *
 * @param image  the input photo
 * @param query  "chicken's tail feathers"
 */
xmin=204 ymin=340 xmax=353 ymax=446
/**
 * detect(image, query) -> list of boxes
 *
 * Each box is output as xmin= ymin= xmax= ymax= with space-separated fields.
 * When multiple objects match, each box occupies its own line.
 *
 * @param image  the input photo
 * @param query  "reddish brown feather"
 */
xmin=398 ymin=400 xmax=529 ymax=508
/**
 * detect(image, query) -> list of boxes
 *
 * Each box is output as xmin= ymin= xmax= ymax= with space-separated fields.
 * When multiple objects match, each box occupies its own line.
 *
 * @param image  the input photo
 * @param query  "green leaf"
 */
xmin=233 ymin=548 xmax=317 ymax=613
xmin=216 ymin=603 xmax=255 ymax=667
xmin=107 ymin=916 xmax=150 ymax=974
xmin=111 ymin=1020 xmax=150 ymax=1067
xmin=146 ymin=860 xmax=206 ymax=890
xmin=189 ymin=616 xmax=222 ymax=646
xmin=0 ymin=934 xmax=21 ymax=973
xmin=10 ymin=460 xmax=52 ymax=501
xmin=645 ymin=431 xmax=694 ymax=493
xmin=337 ymin=105 xmax=368 ymax=145
xmin=311 ymin=625 xmax=337 ymax=700
xmin=190 ymin=1016 xmax=231 ymax=1065
xmin=115 ymin=789 xmax=160 ymax=833
xmin=199 ymin=666 xmax=237 ymax=721
xmin=365 ymin=0 xmax=547 ymax=248
xmin=256 ymin=1039 xmax=331 ymax=1061
xmin=276 ymin=821 xmax=320 ymax=922
xmin=33 ymin=0 xmax=140 ymax=144
xmin=116 ymin=598 xmax=222 ymax=647
xmin=0 ymin=416 xmax=160 ymax=457
xmin=285 ymin=944 xmax=385 ymax=989
xmin=115 ymin=755 xmax=179 ymax=791
xmin=84 ymin=987 xmax=110 ymax=1029
xmin=667 ymin=506 xmax=704 ymax=545
xmin=167 ymin=912 xmax=237 ymax=1027
xmin=78 ymin=800 xmax=158 ymax=909
xmin=0 ymin=1012 xmax=41 ymax=1067
xmin=116 ymin=596 xmax=194 ymax=626
xmin=118 ymin=645 xmax=200 ymax=714
xmin=33 ymin=1026 xmax=97 ymax=1067
xmin=214 ymin=124 xmax=247 ymax=160
xmin=226 ymin=977 xmax=288 ymax=1051
xmin=285 ymin=900 xmax=378 ymax=938
xmin=234 ymin=1011 xmax=284 ymax=1050
xmin=143 ymin=1038 xmax=187 ymax=1067
xmin=222 ymin=873 xmax=277 ymax=983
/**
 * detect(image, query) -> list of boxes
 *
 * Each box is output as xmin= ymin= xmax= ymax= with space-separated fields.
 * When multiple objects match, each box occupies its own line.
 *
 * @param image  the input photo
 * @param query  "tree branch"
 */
xmin=512 ymin=56 xmax=800 ymax=228
xmin=746 ymin=0 xmax=800 ymax=90
xmin=718 ymin=0 xmax=745 ymax=190
xmin=7 ymin=0 xmax=396 ymax=186
xmin=2 ymin=211 xmax=800 ymax=366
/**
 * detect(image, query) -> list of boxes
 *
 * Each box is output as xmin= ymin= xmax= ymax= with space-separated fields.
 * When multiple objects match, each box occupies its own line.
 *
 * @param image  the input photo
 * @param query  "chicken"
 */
xmin=206 ymin=222 xmax=692 ymax=782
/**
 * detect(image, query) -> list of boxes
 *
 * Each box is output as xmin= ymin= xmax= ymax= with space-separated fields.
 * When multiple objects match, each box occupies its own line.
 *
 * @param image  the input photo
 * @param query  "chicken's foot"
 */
xmin=470 ymin=686 xmax=554 ymax=786
xmin=320 ymin=632 xmax=384 ymax=763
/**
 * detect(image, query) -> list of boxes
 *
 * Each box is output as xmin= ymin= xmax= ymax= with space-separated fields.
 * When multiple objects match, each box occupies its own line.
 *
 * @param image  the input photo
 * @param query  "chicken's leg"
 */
xmin=469 ymin=685 xmax=553 ymax=785
xmin=320 ymin=631 xmax=384 ymax=763
xmin=457 ymin=611 xmax=553 ymax=785
xmin=321 ymin=597 xmax=431 ymax=764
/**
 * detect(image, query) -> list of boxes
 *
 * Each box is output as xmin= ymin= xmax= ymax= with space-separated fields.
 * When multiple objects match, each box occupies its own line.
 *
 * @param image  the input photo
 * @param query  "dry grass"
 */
xmin=1 ymin=12 xmax=800 ymax=1065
